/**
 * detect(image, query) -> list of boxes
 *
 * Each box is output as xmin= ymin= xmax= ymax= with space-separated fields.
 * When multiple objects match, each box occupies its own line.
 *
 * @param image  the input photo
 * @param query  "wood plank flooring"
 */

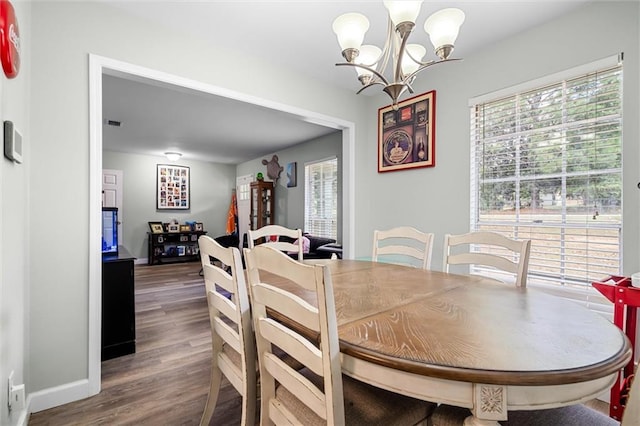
xmin=28 ymin=262 xmax=244 ymax=426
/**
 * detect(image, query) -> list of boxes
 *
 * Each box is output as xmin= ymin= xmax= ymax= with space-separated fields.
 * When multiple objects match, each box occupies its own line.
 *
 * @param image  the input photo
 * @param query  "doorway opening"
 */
xmin=88 ymin=54 xmax=356 ymax=395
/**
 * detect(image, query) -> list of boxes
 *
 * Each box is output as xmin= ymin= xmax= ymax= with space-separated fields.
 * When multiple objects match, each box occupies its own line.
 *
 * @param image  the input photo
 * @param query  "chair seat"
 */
xmin=276 ymin=367 xmax=435 ymax=426
xmin=431 ymin=403 xmax=619 ymax=426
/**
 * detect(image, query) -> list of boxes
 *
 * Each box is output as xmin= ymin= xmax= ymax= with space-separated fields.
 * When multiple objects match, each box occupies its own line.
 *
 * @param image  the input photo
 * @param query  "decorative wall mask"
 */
xmin=262 ymin=155 xmax=284 ymax=182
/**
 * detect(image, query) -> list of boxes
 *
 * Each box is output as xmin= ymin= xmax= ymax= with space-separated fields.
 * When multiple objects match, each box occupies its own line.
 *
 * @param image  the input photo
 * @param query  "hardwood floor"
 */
xmin=29 ymin=262 xmax=244 ymax=426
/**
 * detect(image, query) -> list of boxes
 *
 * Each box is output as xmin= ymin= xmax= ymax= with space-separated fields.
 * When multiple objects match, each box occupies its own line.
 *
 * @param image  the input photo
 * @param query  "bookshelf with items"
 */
xmin=147 ymin=221 xmax=207 ymax=265
xmin=250 ymin=180 xmax=274 ymax=230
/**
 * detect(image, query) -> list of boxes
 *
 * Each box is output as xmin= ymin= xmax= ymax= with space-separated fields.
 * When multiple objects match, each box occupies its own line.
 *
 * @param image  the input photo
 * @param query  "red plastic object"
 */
xmin=0 ymin=0 xmax=20 ymax=78
xmin=592 ymin=275 xmax=640 ymax=420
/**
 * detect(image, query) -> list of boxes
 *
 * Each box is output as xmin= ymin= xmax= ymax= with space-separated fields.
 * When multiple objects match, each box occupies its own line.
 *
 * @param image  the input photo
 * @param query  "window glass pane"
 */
xmin=471 ymin=63 xmax=622 ymax=290
xmin=304 ymin=158 xmax=338 ymax=240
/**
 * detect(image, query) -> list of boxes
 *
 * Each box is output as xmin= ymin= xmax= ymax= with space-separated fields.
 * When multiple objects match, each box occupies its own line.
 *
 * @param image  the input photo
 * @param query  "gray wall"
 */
xmin=103 ymin=152 xmax=237 ymax=260
xmin=6 ymin=0 xmax=638 ymax=417
xmin=237 ymin=131 xmax=343 ymax=241
xmin=1 ymin=1 xmax=30 ymax=424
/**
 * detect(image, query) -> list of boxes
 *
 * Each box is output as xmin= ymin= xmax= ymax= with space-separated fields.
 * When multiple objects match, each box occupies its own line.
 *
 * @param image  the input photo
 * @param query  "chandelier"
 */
xmin=332 ymin=1 xmax=465 ymax=108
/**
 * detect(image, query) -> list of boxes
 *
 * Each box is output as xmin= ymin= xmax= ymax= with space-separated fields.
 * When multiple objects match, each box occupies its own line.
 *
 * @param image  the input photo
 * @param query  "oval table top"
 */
xmin=288 ymin=259 xmax=632 ymax=387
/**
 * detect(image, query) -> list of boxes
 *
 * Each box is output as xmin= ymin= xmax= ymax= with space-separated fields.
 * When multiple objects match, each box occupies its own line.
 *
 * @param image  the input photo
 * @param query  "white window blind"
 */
xmin=470 ymin=60 xmax=623 ymax=318
xmin=305 ymin=158 xmax=338 ymax=240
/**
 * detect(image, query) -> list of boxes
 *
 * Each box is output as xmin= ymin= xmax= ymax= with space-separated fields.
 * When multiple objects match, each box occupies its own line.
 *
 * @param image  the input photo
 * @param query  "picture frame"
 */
xmin=177 ymin=245 xmax=186 ymax=256
xmin=378 ymin=91 xmax=436 ymax=172
xmin=148 ymin=221 xmax=164 ymax=234
xmin=167 ymin=224 xmax=180 ymax=233
xmin=286 ymin=162 xmax=297 ymax=188
xmin=157 ymin=164 xmax=190 ymax=210
xmin=194 ymin=222 xmax=204 ymax=232
xmin=179 ymin=224 xmax=191 ymax=232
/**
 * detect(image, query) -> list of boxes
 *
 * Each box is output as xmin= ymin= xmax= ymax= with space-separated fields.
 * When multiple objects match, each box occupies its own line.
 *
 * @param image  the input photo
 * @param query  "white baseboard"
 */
xmin=28 ymin=379 xmax=93 ymax=413
xmin=134 ymin=258 xmax=147 ymax=265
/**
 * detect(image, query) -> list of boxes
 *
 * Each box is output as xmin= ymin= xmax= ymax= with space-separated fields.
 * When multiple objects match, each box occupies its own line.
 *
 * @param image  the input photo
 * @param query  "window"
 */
xmin=238 ymin=182 xmax=250 ymax=201
xmin=470 ymin=57 xmax=622 ymax=308
xmin=305 ymin=158 xmax=338 ymax=239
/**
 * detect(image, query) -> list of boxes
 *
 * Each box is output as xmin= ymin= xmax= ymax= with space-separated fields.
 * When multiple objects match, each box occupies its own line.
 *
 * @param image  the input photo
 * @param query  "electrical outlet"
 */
xmin=10 ymin=384 xmax=25 ymax=411
xmin=6 ymin=371 xmax=25 ymax=412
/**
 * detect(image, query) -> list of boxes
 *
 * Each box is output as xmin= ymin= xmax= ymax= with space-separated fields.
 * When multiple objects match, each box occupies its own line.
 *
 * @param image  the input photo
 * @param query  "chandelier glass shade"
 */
xmin=332 ymin=1 xmax=465 ymax=107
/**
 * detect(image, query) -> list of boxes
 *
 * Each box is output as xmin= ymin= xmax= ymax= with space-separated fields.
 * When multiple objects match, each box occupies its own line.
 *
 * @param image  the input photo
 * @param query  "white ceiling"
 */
xmin=101 ymin=0 xmax=592 ymax=164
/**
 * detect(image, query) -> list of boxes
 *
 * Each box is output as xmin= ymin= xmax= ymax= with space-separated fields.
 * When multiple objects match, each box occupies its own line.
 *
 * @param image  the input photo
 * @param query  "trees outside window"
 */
xmin=471 ymin=61 xmax=622 ymax=287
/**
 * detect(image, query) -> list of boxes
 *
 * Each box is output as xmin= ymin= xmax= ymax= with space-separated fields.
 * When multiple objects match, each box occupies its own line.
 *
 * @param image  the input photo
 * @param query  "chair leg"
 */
xmin=199 ymin=367 xmax=223 ymax=426
xmin=241 ymin=376 xmax=257 ymax=426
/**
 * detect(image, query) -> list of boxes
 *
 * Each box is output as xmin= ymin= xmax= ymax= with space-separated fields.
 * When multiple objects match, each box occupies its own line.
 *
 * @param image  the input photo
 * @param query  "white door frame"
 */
xmin=88 ymin=54 xmax=356 ymax=397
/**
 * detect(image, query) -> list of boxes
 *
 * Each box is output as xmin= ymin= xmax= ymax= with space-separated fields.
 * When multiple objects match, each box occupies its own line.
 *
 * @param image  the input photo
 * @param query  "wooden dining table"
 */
xmin=269 ymin=259 xmax=632 ymax=425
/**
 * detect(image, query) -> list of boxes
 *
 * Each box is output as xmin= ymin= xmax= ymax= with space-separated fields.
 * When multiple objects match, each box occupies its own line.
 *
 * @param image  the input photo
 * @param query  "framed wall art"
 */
xmin=378 ymin=90 xmax=436 ymax=172
xmin=286 ymin=162 xmax=297 ymax=188
xmin=148 ymin=221 xmax=164 ymax=234
xmin=157 ymin=164 xmax=190 ymax=210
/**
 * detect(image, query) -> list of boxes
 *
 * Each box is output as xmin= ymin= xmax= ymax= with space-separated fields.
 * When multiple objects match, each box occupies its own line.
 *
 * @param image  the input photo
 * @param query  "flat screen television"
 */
xmin=102 ymin=207 xmax=118 ymax=256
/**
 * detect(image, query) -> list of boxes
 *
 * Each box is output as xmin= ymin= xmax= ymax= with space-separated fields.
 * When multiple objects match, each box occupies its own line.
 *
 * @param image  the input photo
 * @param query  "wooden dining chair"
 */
xmin=244 ymin=245 xmax=436 ymax=425
xmin=443 ymin=231 xmax=531 ymax=287
xmin=247 ymin=224 xmax=304 ymax=261
xmin=372 ymin=226 xmax=435 ymax=269
xmin=198 ymin=235 xmax=256 ymax=426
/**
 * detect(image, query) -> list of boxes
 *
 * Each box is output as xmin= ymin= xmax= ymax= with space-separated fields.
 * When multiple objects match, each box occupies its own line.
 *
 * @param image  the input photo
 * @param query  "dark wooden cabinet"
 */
xmin=102 ymin=247 xmax=135 ymax=361
xmin=250 ymin=180 xmax=274 ymax=230
xmin=147 ymin=230 xmax=207 ymax=265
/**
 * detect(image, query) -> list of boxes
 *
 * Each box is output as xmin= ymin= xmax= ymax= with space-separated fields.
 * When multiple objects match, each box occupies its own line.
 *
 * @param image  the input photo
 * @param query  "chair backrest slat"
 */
xmin=443 ymin=231 xmax=531 ymax=287
xmin=251 ymin=284 xmax=320 ymax=332
xmin=372 ymin=226 xmax=434 ymax=270
xmin=258 ymin=317 xmax=324 ymax=375
xmin=248 ymin=224 xmax=304 ymax=261
xmin=212 ymin=316 xmax=241 ymax=353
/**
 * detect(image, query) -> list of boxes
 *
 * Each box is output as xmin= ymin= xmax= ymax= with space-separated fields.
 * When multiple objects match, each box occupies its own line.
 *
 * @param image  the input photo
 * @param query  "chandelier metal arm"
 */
xmin=402 ymin=57 xmax=463 ymax=84
xmin=356 ymin=80 xmax=387 ymax=95
xmin=377 ymin=17 xmax=395 ymax=81
xmin=335 ymin=62 xmax=390 ymax=86
xmin=393 ymin=24 xmax=413 ymax=84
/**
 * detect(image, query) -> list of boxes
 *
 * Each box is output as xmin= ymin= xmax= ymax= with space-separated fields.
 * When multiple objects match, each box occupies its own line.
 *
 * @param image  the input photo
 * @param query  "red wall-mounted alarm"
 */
xmin=0 ymin=0 xmax=20 ymax=78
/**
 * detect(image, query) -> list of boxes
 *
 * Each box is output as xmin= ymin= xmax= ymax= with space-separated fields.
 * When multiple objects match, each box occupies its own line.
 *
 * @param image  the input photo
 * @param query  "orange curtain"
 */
xmin=226 ymin=191 xmax=238 ymax=235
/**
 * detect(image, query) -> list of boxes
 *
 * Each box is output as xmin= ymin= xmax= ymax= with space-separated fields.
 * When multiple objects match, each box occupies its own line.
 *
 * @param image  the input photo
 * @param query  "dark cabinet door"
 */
xmin=102 ymin=256 xmax=135 ymax=360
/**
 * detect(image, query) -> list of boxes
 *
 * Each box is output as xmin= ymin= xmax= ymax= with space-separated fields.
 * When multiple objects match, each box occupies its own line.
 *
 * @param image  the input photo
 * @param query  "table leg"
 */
xmin=469 ymin=384 xmax=507 ymax=424
xmin=463 ymin=416 xmax=499 ymax=426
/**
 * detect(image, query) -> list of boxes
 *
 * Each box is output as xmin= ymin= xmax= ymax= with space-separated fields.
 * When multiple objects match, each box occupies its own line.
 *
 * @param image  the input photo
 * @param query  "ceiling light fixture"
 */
xmin=332 ymin=1 xmax=465 ymax=108
xmin=164 ymin=151 xmax=182 ymax=161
